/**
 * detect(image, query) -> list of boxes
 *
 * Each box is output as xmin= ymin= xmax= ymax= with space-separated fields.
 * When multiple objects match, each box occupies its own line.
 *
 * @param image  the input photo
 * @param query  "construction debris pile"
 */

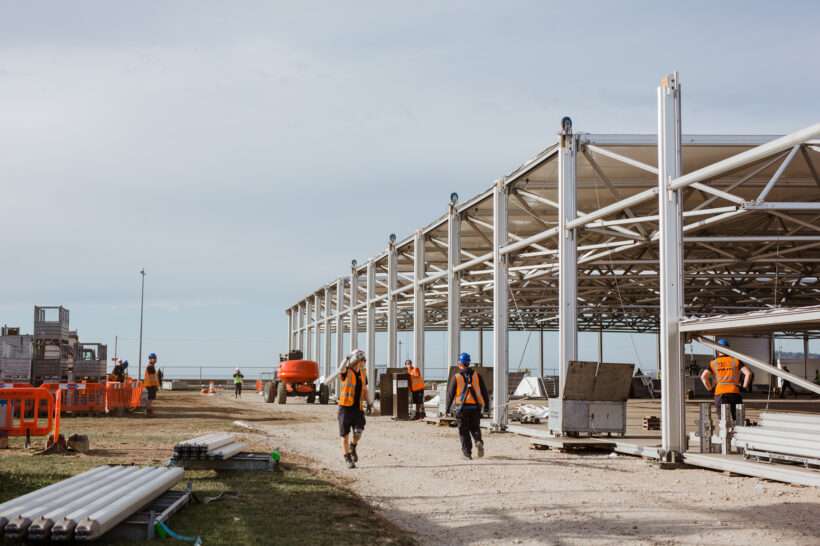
xmin=0 ymin=465 xmax=183 ymax=542
xmin=173 ymin=433 xmax=246 ymax=461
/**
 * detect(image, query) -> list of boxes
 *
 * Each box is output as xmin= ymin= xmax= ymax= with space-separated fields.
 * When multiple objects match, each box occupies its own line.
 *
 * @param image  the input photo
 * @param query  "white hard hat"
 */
xmin=348 ymin=349 xmax=366 ymax=363
xmin=235 ymin=367 xmax=240 ymax=372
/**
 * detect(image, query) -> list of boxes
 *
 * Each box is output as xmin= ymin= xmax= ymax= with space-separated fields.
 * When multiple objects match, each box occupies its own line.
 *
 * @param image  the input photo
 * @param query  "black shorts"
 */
xmin=412 ymin=390 xmax=424 ymax=404
xmin=146 ymin=386 xmax=158 ymax=400
xmin=338 ymin=407 xmax=366 ymax=437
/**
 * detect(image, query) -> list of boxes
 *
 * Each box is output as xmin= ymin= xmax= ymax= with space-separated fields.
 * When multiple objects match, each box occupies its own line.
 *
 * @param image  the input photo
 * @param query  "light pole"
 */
xmin=138 ymin=268 xmax=146 ymax=380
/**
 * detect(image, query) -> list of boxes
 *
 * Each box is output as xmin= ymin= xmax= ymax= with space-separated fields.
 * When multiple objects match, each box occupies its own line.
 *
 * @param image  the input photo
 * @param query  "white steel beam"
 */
xmin=366 ymin=260 xmax=376 ymax=404
xmin=287 ymin=308 xmax=293 ymax=351
xmin=657 ymin=72 xmax=686 ymax=462
xmin=413 ymin=230 xmax=426 ymax=374
xmin=313 ymin=293 xmax=321 ymax=364
xmin=323 ymin=288 xmax=332 ymax=379
xmin=387 ymin=236 xmax=398 ymax=369
xmin=298 ymin=302 xmax=305 ymax=351
xmin=447 ymin=200 xmax=461 ymax=366
xmin=558 ymin=117 xmax=578 ymax=391
xmin=305 ymin=298 xmax=312 ymax=360
xmin=350 ymin=263 xmax=359 ymax=351
xmin=335 ymin=278 xmax=344 ymax=394
xmin=492 ymin=179 xmax=509 ymax=429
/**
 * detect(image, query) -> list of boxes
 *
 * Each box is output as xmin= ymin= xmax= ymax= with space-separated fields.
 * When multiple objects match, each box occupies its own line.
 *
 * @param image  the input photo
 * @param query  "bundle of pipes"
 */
xmin=173 ymin=432 xmax=245 ymax=460
xmin=735 ymin=412 xmax=820 ymax=461
xmin=0 ymin=465 xmax=183 ymax=542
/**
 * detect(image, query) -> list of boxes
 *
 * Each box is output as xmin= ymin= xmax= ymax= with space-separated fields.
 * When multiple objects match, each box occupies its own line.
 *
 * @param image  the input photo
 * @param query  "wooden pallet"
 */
xmin=424 ymin=416 xmax=457 ymax=427
xmin=530 ymin=437 xmax=616 ymax=453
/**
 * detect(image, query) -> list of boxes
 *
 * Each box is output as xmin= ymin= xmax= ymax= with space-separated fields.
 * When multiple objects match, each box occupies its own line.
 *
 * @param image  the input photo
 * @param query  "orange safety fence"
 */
xmin=256 ymin=379 xmax=263 ymax=393
xmin=0 ymin=387 xmax=54 ymax=437
xmin=105 ymin=380 xmax=144 ymax=412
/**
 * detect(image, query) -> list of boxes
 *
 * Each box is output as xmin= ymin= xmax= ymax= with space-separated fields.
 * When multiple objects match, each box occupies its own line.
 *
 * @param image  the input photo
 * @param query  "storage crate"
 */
xmin=1 ymin=335 xmax=33 ymax=360
xmin=32 ymin=359 xmax=63 ymax=380
xmin=0 ymin=359 xmax=31 ymax=381
xmin=74 ymin=343 xmax=107 ymax=379
xmin=34 ymin=306 xmax=70 ymax=339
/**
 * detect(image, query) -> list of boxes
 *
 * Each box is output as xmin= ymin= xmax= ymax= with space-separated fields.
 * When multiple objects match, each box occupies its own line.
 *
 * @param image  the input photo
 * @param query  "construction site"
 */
xmin=2 ymin=4 xmax=820 ymax=544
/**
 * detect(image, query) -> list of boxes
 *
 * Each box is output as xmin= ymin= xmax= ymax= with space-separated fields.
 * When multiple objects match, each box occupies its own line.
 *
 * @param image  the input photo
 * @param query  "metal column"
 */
xmin=492 ymin=179 xmax=509 ymax=429
xmin=413 ymin=230 xmax=426 ymax=374
xmin=387 ymin=236 xmax=398 ymax=369
xmin=658 ymin=72 xmax=686 ymax=461
xmin=323 ymin=288 xmax=332 ymax=379
xmin=366 ymin=260 xmax=376 ymax=404
xmin=447 ymin=200 xmax=461 ymax=366
xmin=350 ymin=263 xmax=359 ymax=351
xmin=558 ymin=117 xmax=578 ymax=391
xmin=313 ymin=294 xmax=321 ymax=366
xmin=298 ymin=303 xmax=305 ymax=351
xmin=539 ymin=328 xmax=544 ymax=378
xmin=478 ymin=328 xmax=484 ymax=365
xmin=287 ymin=308 xmax=293 ymax=351
xmin=304 ymin=298 xmax=313 ymax=360
xmin=335 ymin=278 xmax=344 ymax=394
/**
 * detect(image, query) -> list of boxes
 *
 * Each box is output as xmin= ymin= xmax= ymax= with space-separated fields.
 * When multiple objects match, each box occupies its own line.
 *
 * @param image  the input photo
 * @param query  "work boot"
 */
xmin=476 ymin=441 xmax=485 ymax=459
xmin=461 ymin=450 xmax=472 ymax=461
xmin=344 ymin=453 xmax=356 ymax=469
xmin=350 ymin=443 xmax=358 ymax=463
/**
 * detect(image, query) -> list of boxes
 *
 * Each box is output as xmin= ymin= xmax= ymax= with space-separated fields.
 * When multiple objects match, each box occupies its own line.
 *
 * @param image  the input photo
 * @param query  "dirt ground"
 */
xmin=235 ymin=393 xmax=820 ymax=546
xmin=0 ymin=392 xmax=414 ymax=546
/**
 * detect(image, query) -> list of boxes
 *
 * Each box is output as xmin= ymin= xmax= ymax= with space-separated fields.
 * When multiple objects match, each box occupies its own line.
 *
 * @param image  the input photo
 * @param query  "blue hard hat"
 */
xmin=121 ymin=360 xmax=129 ymax=368
xmin=458 ymin=352 xmax=471 ymax=365
xmin=148 ymin=352 xmax=157 ymax=360
xmin=717 ymin=339 xmax=729 ymax=348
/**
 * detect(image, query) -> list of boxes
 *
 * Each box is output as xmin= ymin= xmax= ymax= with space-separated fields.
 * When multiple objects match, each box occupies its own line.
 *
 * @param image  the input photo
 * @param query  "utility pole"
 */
xmin=138 ymin=268 xmax=146 ymax=380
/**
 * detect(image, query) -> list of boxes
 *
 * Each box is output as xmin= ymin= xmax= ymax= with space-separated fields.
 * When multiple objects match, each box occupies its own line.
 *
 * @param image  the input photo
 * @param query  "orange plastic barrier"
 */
xmin=256 ymin=379 xmax=263 ymax=393
xmin=62 ymin=383 xmax=106 ymax=413
xmin=0 ymin=387 xmax=54 ymax=437
xmin=106 ymin=380 xmax=144 ymax=412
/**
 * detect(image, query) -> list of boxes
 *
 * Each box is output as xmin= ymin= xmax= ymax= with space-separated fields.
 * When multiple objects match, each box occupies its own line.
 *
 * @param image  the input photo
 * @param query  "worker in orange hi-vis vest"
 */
xmin=404 ymin=359 xmax=426 ymax=420
xmin=336 ymin=349 xmax=368 ymax=469
xmin=700 ymin=339 xmax=752 ymax=423
xmin=446 ymin=352 xmax=490 ymax=460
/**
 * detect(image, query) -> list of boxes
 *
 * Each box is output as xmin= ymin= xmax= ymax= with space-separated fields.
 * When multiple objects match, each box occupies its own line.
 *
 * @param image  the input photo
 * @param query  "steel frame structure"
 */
xmin=285 ymin=74 xmax=820 ymax=441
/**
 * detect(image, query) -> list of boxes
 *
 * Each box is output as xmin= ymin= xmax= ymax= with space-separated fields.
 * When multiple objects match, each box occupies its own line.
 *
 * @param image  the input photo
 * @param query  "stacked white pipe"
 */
xmin=0 ymin=465 xmax=183 ymax=542
xmin=173 ymin=432 xmax=246 ymax=460
xmin=735 ymin=412 xmax=820 ymax=460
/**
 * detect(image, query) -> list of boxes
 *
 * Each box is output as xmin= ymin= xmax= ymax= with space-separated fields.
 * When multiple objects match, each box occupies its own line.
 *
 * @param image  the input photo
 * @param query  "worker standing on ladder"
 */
xmin=337 ymin=349 xmax=368 ymax=469
xmin=700 ymin=339 xmax=752 ymax=422
xmin=405 ymin=359 xmax=426 ymax=420
xmin=446 ymin=353 xmax=489 ymax=460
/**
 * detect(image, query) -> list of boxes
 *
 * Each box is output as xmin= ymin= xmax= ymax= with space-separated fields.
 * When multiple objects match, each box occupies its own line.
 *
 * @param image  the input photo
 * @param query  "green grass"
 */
xmin=0 ymin=392 xmax=416 ymax=546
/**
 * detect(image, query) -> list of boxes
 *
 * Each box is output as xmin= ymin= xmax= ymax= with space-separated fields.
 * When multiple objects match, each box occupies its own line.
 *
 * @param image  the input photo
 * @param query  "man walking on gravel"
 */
xmin=337 ymin=349 xmax=368 ymax=469
xmin=446 ymin=352 xmax=489 ymax=460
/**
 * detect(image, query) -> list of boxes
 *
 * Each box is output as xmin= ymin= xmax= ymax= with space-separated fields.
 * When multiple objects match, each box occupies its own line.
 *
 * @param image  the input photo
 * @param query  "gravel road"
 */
xmin=236 ymin=395 xmax=820 ymax=546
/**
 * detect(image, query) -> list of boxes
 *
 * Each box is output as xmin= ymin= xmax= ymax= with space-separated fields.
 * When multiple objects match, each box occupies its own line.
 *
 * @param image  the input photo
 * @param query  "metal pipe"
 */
xmin=694 ymin=336 xmax=820 ymax=396
xmin=50 ymin=467 xmax=158 ymax=540
xmin=0 ymin=466 xmax=117 ymax=531
xmin=74 ymin=467 xmax=184 ymax=541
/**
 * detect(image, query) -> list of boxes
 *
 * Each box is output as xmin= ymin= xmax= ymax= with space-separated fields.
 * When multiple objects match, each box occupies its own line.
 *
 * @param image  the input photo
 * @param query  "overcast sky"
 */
xmin=1 ymin=1 xmax=818 ymax=377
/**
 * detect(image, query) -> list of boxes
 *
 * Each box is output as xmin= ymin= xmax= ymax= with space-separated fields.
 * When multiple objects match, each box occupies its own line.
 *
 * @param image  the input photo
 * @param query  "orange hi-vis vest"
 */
xmin=454 ymin=370 xmax=484 ymax=408
xmin=709 ymin=356 xmax=741 ymax=395
xmin=144 ymin=371 xmax=160 ymax=388
xmin=409 ymin=367 xmax=425 ymax=392
xmin=338 ymin=367 xmax=367 ymax=410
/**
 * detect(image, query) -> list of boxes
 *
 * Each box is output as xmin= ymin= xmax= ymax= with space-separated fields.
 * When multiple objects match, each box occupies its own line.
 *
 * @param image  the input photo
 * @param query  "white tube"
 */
xmin=0 ymin=466 xmax=114 ymax=530
xmin=208 ymin=442 xmax=246 ymax=460
xmin=74 ymin=467 xmax=184 ymax=541
xmin=50 ymin=467 xmax=158 ymax=540
xmin=6 ymin=466 xmax=127 ymax=539
xmin=26 ymin=466 xmax=139 ymax=540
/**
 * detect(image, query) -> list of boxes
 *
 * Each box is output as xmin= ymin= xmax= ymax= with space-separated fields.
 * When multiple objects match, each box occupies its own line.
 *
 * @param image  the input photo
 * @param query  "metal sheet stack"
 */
xmin=173 ymin=432 xmax=246 ymax=461
xmin=735 ymin=412 xmax=820 ymax=462
xmin=0 ymin=465 xmax=183 ymax=542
